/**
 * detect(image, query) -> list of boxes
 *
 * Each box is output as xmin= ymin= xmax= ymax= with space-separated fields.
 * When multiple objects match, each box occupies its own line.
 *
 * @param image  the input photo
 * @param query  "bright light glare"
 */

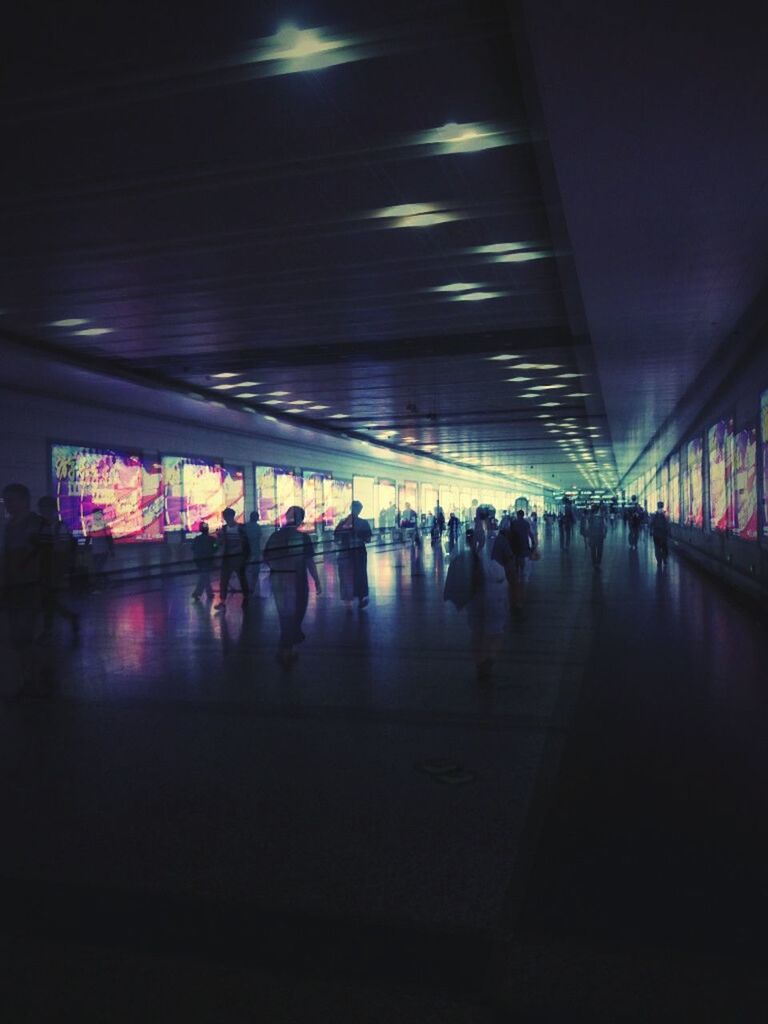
xmin=74 ymin=327 xmax=112 ymax=336
xmin=514 ymin=363 xmax=561 ymax=370
xmin=472 ymin=242 xmax=532 ymax=254
xmin=432 ymin=282 xmax=483 ymax=293
xmin=413 ymin=121 xmax=515 ymax=154
xmin=235 ymin=392 xmax=259 ymax=398
xmin=253 ymin=24 xmax=361 ymax=73
xmin=309 ymin=405 xmax=329 ymax=410
xmin=530 ymin=384 xmax=567 ymax=390
xmin=371 ymin=202 xmax=461 ymax=228
xmin=328 ymin=413 xmax=349 ymax=419
xmin=212 ymin=372 xmax=238 ymax=379
xmin=493 ymin=251 xmax=551 ymax=263
xmin=567 ymin=392 xmax=591 ymax=397
xmin=212 ymin=383 xmax=239 ymax=390
xmin=286 ymin=400 xmax=312 ymax=405
xmin=487 ymin=354 xmax=522 ymax=361
xmin=555 ymin=373 xmax=581 ymax=379
xmin=50 ymin=318 xmax=89 ymax=327
xmin=266 ymin=391 xmax=291 ymax=396
xmin=451 ymin=290 xmax=506 ymax=302
xmin=506 ymin=376 xmax=532 ymax=382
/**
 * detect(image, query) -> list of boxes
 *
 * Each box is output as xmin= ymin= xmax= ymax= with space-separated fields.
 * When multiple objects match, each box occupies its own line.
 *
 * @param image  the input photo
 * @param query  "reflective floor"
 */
xmin=2 ymin=525 xmax=767 ymax=1021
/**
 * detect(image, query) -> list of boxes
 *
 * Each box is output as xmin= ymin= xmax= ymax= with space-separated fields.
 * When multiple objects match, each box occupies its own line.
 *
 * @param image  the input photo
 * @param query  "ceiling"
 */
xmin=2 ymin=0 xmax=765 ymax=494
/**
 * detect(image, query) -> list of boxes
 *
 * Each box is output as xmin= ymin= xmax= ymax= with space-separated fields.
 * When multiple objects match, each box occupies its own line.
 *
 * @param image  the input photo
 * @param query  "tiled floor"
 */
xmin=2 ymin=524 xmax=767 ymax=1020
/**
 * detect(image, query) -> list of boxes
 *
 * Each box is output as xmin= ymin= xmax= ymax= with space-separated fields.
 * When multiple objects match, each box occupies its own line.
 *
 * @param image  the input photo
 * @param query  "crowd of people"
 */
xmin=2 ymin=479 xmax=671 ymax=696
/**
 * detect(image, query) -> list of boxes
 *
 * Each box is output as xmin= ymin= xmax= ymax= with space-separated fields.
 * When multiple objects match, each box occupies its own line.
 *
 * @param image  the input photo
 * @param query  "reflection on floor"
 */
xmin=2 ymin=524 xmax=767 ymax=1021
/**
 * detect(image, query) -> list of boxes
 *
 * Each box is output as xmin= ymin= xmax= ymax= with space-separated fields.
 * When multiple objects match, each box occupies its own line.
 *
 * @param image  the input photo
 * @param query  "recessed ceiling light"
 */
xmin=286 ymin=400 xmax=312 ymax=405
xmin=506 ymin=376 xmax=532 ymax=382
xmin=518 ymin=393 xmax=538 ymax=399
xmin=263 ymin=399 xmax=284 ymax=405
xmin=451 ymin=290 xmax=506 ymax=302
xmin=487 ymin=354 xmax=523 ymax=361
xmin=235 ymin=392 xmax=260 ymax=399
xmin=266 ymin=391 xmax=291 ymax=397
xmin=285 ymin=408 xmax=305 ymax=414
xmin=212 ymin=383 xmax=239 ymax=390
xmin=567 ymin=392 xmax=591 ymax=398
xmin=414 ymin=121 xmax=515 ymax=154
xmin=371 ymin=203 xmax=461 ymax=228
xmin=74 ymin=327 xmax=112 ymax=336
xmin=493 ymin=251 xmax=552 ymax=263
xmin=309 ymin=405 xmax=330 ymax=410
xmin=432 ymin=282 xmax=484 ymax=293
xmin=530 ymin=384 xmax=567 ymax=390
xmin=472 ymin=241 xmax=533 ymax=255
xmin=235 ymin=380 xmax=261 ymax=387
xmin=263 ymin=415 xmax=278 ymax=422
xmin=328 ymin=413 xmax=349 ymax=419
xmin=539 ymin=402 xmax=561 ymax=407
xmin=49 ymin=318 xmax=89 ymax=327
xmin=253 ymin=24 xmax=360 ymax=73
xmin=211 ymin=372 xmax=239 ymax=379
xmin=514 ymin=363 xmax=562 ymax=370
xmin=555 ymin=373 xmax=581 ymax=379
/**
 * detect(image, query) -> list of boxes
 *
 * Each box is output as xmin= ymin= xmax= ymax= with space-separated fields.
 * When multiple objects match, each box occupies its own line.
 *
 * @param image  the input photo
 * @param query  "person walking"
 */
xmin=650 ymin=501 xmax=670 ymax=567
xmin=243 ymin=510 xmax=263 ymax=597
xmin=215 ymin=507 xmax=250 ymax=611
xmin=2 ymin=483 xmax=46 ymax=695
xmin=559 ymin=499 xmax=575 ymax=551
xmin=465 ymin=505 xmax=508 ymax=682
xmin=447 ymin=511 xmax=460 ymax=553
xmin=191 ymin=521 xmax=217 ymax=600
xmin=586 ymin=503 xmax=607 ymax=569
xmin=506 ymin=509 xmax=537 ymax=617
xmin=263 ymin=506 xmax=322 ymax=664
xmin=334 ymin=500 xmax=372 ymax=610
xmin=37 ymin=495 xmax=79 ymax=637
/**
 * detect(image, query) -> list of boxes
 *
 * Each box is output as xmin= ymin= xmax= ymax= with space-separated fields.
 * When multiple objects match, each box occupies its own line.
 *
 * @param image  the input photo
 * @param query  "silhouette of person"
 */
xmin=650 ymin=501 xmax=670 ymax=567
xmin=191 ymin=521 xmax=217 ymax=600
xmin=2 ymin=483 xmax=46 ymax=695
xmin=86 ymin=507 xmax=114 ymax=590
xmin=559 ymin=498 xmax=575 ymax=550
xmin=264 ymin=505 xmax=321 ymax=664
xmin=334 ymin=500 xmax=372 ymax=610
xmin=215 ymin=508 xmax=250 ymax=611
xmin=505 ymin=509 xmax=537 ymax=617
xmin=586 ymin=503 xmax=607 ymax=569
xmin=447 ymin=512 xmax=460 ymax=552
xmin=37 ymin=495 xmax=79 ymax=637
xmin=244 ymin=510 xmax=263 ymax=596
xmin=466 ymin=505 xmax=508 ymax=683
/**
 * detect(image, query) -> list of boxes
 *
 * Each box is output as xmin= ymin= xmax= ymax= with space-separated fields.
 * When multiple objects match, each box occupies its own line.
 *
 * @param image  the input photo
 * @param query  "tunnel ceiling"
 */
xmin=2 ymin=1 xmax=765 ymax=495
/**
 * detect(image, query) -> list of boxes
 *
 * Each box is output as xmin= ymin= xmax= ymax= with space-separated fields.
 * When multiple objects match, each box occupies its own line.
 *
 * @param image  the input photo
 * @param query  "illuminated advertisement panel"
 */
xmin=398 ymin=481 xmax=419 ymax=516
xmin=686 ymin=438 xmax=703 ymax=527
xmin=733 ymin=427 xmax=758 ymax=540
xmin=352 ymin=476 xmax=375 ymax=521
xmin=303 ymin=470 xmax=331 ymax=531
xmin=52 ymin=444 xmax=163 ymax=543
xmin=762 ymin=391 xmax=768 ymax=537
xmin=421 ymin=484 xmax=438 ymax=516
xmin=668 ymin=451 xmax=681 ymax=523
xmin=274 ymin=468 xmax=303 ymax=526
xmin=326 ymin=478 xmax=352 ymax=525
xmin=255 ymin=466 xmax=277 ymax=525
xmin=708 ymin=419 xmax=732 ymax=531
xmin=162 ymin=457 xmax=244 ymax=532
xmin=375 ymin=479 xmax=397 ymax=526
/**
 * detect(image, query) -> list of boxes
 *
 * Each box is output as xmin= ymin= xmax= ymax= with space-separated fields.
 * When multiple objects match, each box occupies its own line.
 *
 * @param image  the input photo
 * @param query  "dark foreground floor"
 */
xmin=2 ymin=526 xmax=767 ymax=1021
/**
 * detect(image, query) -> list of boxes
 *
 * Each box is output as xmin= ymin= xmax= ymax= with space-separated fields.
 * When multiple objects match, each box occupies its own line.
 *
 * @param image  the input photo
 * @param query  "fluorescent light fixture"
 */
xmin=74 ymin=327 xmax=112 ymax=336
xmin=263 ymin=415 xmax=278 ymax=422
xmin=308 ymin=405 xmax=329 ymax=410
xmin=487 ymin=354 xmax=523 ymax=361
xmin=49 ymin=318 xmax=89 ymax=327
xmin=285 ymin=399 xmax=312 ymax=405
xmin=432 ymin=282 xmax=483 ymax=293
xmin=513 ymin=363 xmax=562 ymax=370
xmin=506 ymin=376 xmax=532 ymax=382
xmin=451 ymin=290 xmax=506 ymax=302
xmin=518 ymin=393 xmax=538 ymax=399
xmin=212 ymin=383 xmax=239 ymax=390
xmin=555 ymin=373 xmax=581 ymax=379
xmin=211 ymin=372 xmax=238 ymax=379
xmin=530 ymin=384 xmax=567 ymax=390
xmin=567 ymin=392 xmax=591 ymax=398
xmin=412 ymin=121 xmax=516 ymax=155
xmin=328 ymin=413 xmax=349 ymax=419
xmin=266 ymin=391 xmax=290 ymax=396
xmin=285 ymin=408 xmax=305 ymax=414
xmin=251 ymin=24 xmax=362 ymax=73
xmin=472 ymin=241 xmax=533 ymax=254
xmin=493 ymin=251 xmax=552 ymax=263
xmin=539 ymin=402 xmax=561 ymax=407
xmin=235 ymin=380 xmax=261 ymax=387
xmin=263 ymin=399 xmax=284 ymax=405
xmin=371 ymin=202 xmax=461 ymax=228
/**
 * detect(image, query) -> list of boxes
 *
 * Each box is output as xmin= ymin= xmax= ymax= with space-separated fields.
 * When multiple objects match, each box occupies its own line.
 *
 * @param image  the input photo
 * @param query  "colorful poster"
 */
xmin=733 ymin=427 xmax=758 ymax=540
xmin=256 ymin=466 xmax=277 ymax=525
xmin=708 ymin=419 xmax=732 ymax=531
xmin=352 ymin=476 xmax=375 ymax=520
xmin=376 ymin=479 xmax=398 ymax=525
xmin=303 ymin=470 xmax=331 ymax=530
xmin=668 ymin=451 xmax=680 ymax=523
xmin=762 ymin=391 xmax=768 ymax=537
xmin=325 ymin=478 xmax=353 ymax=525
xmin=686 ymin=438 xmax=703 ymax=527
xmin=52 ymin=444 xmax=163 ymax=543
xmin=274 ymin=468 xmax=303 ymax=526
xmin=162 ymin=456 xmax=244 ymax=532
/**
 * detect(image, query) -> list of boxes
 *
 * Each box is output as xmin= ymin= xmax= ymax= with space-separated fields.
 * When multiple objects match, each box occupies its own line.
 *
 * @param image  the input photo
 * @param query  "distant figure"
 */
xmin=586 ymin=503 xmax=607 ymax=569
xmin=650 ymin=501 xmax=670 ymax=567
xmin=244 ymin=510 xmax=263 ymax=596
xmin=628 ymin=504 xmax=643 ymax=550
xmin=447 ymin=512 xmax=460 ymax=552
xmin=400 ymin=503 xmax=417 ymax=529
xmin=2 ymin=483 xmax=45 ymax=695
xmin=334 ymin=500 xmax=372 ymax=610
xmin=86 ymin=507 xmax=114 ymax=590
xmin=559 ymin=499 xmax=575 ymax=551
xmin=529 ymin=510 xmax=538 ymax=545
xmin=467 ymin=505 xmax=508 ymax=682
xmin=37 ymin=495 xmax=79 ymax=637
xmin=215 ymin=508 xmax=250 ymax=611
xmin=191 ymin=521 xmax=217 ymax=601
xmin=264 ymin=506 xmax=322 ymax=664
xmin=506 ymin=509 xmax=537 ymax=616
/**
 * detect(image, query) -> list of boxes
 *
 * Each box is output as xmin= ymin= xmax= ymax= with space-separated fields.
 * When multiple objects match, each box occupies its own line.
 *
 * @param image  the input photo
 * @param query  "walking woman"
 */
xmin=263 ymin=506 xmax=322 ymax=665
xmin=334 ymin=500 xmax=372 ymax=610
